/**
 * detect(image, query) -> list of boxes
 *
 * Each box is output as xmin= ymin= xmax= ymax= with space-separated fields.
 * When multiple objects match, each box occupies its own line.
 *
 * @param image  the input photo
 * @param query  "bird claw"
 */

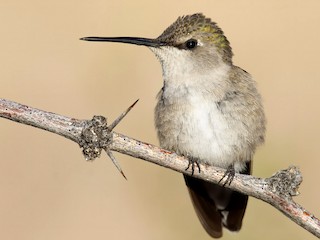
xmin=186 ymin=158 xmax=201 ymax=175
xmin=219 ymin=165 xmax=235 ymax=187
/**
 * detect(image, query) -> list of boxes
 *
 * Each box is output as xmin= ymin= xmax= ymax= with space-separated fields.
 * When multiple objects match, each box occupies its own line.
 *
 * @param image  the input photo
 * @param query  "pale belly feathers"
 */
xmin=155 ymin=92 xmax=249 ymax=173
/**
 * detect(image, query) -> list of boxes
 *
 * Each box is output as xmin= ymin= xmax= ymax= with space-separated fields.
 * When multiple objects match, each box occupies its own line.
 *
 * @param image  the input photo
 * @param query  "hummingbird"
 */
xmin=81 ymin=13 xmax=266 ymax=238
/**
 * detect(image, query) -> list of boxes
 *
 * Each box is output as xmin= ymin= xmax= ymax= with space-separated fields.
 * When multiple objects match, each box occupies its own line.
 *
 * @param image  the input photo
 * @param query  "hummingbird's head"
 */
xmin=155 ymin=13 xmax=233 ymax=66
xmin=80 ymin=13 xmax=233 ymax=76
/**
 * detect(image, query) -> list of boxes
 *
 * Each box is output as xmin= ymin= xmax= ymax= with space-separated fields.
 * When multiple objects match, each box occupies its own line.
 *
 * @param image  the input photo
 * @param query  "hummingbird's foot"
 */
xmin=218 ymin=165 xmax=235 ymax=187
xmin=185 ymin=158 xmax=201 ymax=176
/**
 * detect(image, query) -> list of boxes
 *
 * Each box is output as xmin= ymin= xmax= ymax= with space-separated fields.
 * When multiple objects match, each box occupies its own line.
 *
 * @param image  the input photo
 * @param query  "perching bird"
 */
xmin=81 ymin=13 xmax=266 ymax=238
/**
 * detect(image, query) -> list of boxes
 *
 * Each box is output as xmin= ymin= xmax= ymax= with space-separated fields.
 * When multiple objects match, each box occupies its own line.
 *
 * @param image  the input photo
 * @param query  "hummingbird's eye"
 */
xmin=185 ymin=39 xmax=198 ymax=49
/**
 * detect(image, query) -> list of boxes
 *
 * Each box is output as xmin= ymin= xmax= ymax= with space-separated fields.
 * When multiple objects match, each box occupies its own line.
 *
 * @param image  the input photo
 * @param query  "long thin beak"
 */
xmin=80 ymin=36 xmax=165 ymax=48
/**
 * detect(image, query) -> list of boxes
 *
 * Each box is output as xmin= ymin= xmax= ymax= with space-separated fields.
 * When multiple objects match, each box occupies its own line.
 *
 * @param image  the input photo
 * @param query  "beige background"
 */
xmin=1 ymin=1 xmax=320 ymax=239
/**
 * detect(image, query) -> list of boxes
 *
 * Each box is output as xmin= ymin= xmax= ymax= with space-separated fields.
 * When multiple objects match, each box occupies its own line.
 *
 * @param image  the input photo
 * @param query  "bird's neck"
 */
xmin=161 ymin=63 xmax=232 ymax=102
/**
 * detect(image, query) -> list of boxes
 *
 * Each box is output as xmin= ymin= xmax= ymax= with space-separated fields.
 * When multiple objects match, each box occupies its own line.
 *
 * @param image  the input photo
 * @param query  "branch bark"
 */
xmin=0 ymin=98 xmax=319 ymax=237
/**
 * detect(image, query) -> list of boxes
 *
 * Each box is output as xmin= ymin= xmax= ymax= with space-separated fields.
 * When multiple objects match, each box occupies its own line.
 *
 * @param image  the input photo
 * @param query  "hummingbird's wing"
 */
xmin=183 ymin=162 xmax=251 ymax=238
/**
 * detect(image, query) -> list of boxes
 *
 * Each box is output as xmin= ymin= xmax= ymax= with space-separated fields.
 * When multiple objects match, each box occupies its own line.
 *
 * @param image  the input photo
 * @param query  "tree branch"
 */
xmin=0 ymin=98 xmax=319 ymax=237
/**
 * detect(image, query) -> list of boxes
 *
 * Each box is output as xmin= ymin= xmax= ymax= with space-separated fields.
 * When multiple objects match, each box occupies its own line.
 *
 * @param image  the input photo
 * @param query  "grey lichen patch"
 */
xmin=79 ymin=116 xmax=112 ymax=160
xmin=267 ymin=166 xmax=303 ymax=198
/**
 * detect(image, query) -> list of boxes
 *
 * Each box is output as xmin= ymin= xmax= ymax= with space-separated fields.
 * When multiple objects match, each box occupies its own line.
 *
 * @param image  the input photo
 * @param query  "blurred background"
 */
xmin=1 ymin=0 xmax=320 ymax=239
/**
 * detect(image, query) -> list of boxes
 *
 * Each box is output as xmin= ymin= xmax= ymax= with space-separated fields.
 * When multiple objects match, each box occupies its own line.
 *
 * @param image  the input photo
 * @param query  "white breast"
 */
xmin=170 ymin=93 xmax=242 ymax=169
xmin=155 ymin=66 xmax=249 ymax=172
